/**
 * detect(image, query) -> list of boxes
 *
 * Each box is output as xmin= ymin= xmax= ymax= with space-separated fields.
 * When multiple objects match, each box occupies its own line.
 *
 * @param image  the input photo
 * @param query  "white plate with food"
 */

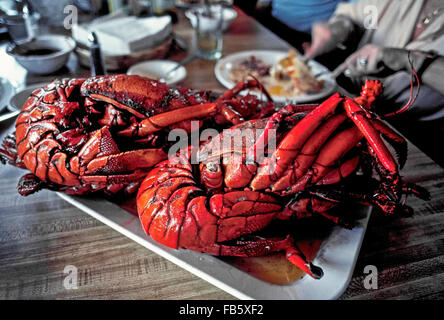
xmin=215 ymin=50 xmax=336 ymax=103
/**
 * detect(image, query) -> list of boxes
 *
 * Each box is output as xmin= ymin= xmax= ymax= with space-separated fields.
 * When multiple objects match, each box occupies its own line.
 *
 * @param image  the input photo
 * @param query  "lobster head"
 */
xmin=81 ymin=75 xmax=171 ymax=118
xmin=355 ymin=80 xmax=384 ymax=109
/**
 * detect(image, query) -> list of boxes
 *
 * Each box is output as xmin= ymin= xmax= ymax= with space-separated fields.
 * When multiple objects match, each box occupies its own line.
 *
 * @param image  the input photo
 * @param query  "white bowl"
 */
xmin=185 ymin=5 xmax=238 ymax=32
xmin=127 ymin=60 xmax=187 ymax=85
xmin=7 ymin=35 xmax=76 ymax=75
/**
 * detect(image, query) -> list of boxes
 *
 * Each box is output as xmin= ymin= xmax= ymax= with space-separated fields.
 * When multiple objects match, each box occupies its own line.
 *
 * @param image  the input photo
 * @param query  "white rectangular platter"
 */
xmin=57 ymin=192 xmax=371 ymax=300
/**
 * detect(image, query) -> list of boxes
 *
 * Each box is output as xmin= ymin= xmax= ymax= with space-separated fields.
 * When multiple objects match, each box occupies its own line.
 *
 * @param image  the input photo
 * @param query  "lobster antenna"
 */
xmin=383 ymin=51 xmax=420 ymax=118
xmin=246 ymin=74 xmax=274 ymax=102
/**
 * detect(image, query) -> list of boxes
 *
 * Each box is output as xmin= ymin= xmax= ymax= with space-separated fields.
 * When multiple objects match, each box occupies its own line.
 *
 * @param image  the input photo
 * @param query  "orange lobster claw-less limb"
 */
xmin=315 ymin=156 xmax=361 ymax=186
xmin=311 ymin=126 xmax=364 ymax=184
xmin=67 ymin=126 xmax=168 ymax=176
xmin=251 ymin=93 xmax=343 ymax=190
xmin=273 ymin=127 xmax=363 ymax=195
xmin=370 ymin=119 xmax=408 ymax=169
xmin=119 ymin=102 xmax=220 ymax=136
xmin=196 ymin=236 xmax=324 ymax=280
xmin=343 ymin=97 xmax=398 ymax=175
xmin=216 ymin=78 xmax=273 ymax=102
xmin=119 ymin=77 xmax=276 ymax=138
xmin=84 ymin=148 xmax=168 ymax=175
xmin=292 ymin=114 xmax=348 ymax=179
xmin=271 ymin=114 xmax=347 ymax=192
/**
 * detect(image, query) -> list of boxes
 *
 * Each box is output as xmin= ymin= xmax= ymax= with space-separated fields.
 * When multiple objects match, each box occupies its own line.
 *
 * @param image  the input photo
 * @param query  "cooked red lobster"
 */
xmin=137 ymin=80 xmax=429 ymax=279
xmin=0 ymin=75 xmax=273 ymax=195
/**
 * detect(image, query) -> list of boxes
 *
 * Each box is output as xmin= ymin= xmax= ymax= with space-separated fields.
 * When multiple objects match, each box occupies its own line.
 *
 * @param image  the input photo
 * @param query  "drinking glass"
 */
xmin=193 ymin=6 xmax=224 ymax=60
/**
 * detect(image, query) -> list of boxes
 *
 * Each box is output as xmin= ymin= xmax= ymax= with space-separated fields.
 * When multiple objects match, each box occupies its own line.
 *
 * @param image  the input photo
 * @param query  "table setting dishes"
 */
xmin=72 ymin=12 xmax=173 ymax=70
xmin=0 ymin=1 xmax=40 ymax=42
xmin=6 ymin=34 xmax=76 ymax=74
xmin=8 ymin=82 xmax=47 ymax=111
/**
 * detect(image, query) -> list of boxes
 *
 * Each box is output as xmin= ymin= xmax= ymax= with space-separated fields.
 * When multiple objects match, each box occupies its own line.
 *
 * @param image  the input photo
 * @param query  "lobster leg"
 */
xmin=83 ymin=149 xmax=168 ymax=175
xmin=271 ymin=114 xmax=347 ymax=192
xmin=216 ymin=78 xmax=273 ymax=102
xmin=57 ymin=126 xmax=168 ymax=187
xmin=306 ymin=173 xmax=430 ymax=217
xmin=251 ymin=93 xmax=343 ymax=190
xmin=272 ymin=126 xmax=363 ymax=195
xmin=118 ymin=99 xmax=250 ymax=137
xmin=315 ymin=156 xmax=360 ymax=186
xmin=193 ymin=236 xmax=324 ymax=279
xmin=370 ymin=119 xmax=408 ymax=169
xmin=343 ymin=97 xmax=398 ymax=176
xmin=285 ymin=195 xmax=352 ymax=228
xmin=343 ymin=98 xmax=409 ymax=213
xmin=273 ymin=125 xmax=364 ymax=195
xmin=310 ymin=127 xmax=364 ymax=184
xmin=278 ymin=154 xmax=361 ymax=196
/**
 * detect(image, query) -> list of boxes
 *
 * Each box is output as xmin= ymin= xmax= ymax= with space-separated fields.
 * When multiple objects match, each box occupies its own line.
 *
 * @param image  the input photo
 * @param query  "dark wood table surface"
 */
xmin=0 ymin=8 xmax=443 ymax=300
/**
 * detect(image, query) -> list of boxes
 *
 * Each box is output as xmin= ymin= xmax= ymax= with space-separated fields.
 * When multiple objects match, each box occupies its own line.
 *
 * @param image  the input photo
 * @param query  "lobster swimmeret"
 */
xmin=0 ymin=74 xmax=274 ymax=195
xmin=136 ymin=80 xmax=430 ymax=279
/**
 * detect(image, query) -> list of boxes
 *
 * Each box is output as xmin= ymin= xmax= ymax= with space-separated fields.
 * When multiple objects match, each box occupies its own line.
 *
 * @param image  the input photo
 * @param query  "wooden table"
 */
xmin=0 ymin=8 xmax=443 ymax=300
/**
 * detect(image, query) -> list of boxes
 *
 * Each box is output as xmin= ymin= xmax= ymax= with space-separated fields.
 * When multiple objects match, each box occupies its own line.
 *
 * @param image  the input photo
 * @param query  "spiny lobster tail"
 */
xmin=137 ymin=153 xmax=325 ymax=279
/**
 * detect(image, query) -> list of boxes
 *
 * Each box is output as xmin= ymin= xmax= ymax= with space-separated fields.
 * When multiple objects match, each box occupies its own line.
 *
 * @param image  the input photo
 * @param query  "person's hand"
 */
xmin=303 ymin=23 xmax=333 ymax=59
xmin=334 ymin=44 xmax=385 ymax=78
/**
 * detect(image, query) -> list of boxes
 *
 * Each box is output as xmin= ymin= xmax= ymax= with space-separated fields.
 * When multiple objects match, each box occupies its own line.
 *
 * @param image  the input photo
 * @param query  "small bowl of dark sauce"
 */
xmin=7 ymin=34 xmax=76 ymax=74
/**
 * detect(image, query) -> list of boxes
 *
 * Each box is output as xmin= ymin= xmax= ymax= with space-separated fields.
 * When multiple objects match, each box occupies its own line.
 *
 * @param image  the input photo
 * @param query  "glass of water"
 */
xmin=193 ymin=6 xmax=224 ymax=60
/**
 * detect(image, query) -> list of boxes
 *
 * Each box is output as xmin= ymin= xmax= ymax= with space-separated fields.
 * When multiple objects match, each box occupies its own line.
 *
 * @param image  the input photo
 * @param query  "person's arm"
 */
xmin=304 ymin=0 xmax=390 ymax=59
xmin=304 ymin=15 xmax=357 ymax=58
xmin=329 ymin=44 xmax=444 ymax=96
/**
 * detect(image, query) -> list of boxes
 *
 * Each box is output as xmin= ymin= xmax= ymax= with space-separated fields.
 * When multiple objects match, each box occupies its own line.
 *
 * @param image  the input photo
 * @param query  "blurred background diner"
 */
xmin=0 ymin=0 xmax=443 ymax=165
